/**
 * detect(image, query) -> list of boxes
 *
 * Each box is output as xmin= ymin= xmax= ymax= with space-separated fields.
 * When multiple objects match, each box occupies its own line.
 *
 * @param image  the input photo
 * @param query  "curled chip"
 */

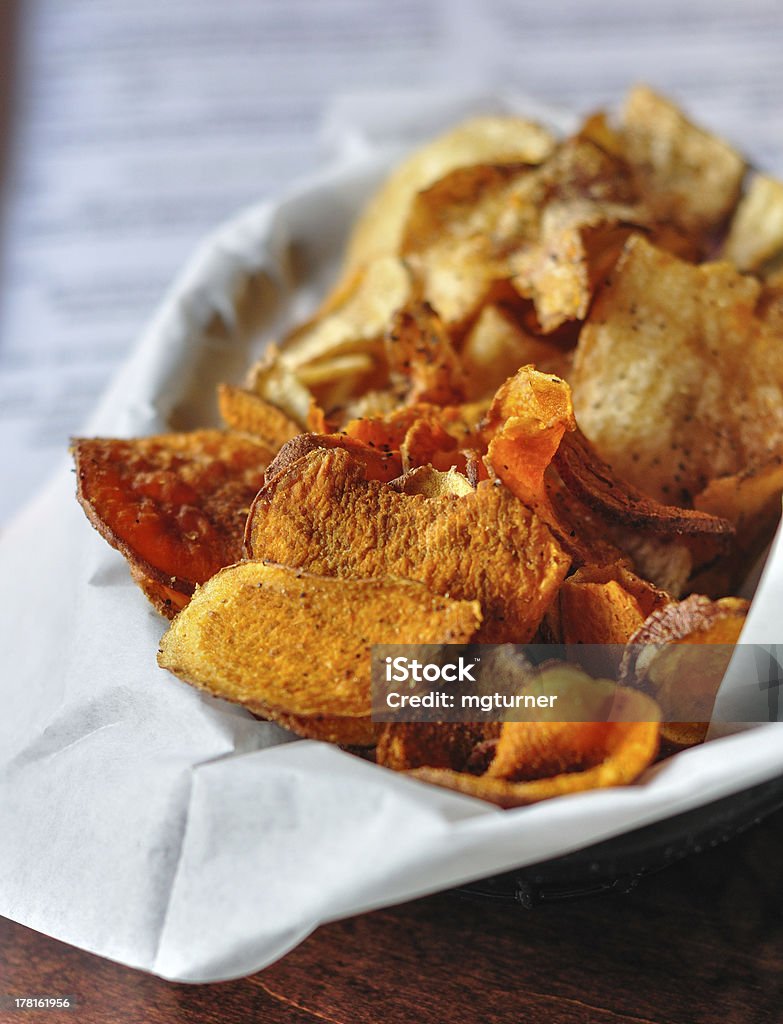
xmin=73 ymin=431 xmax=273 ymax=615
xmin=485 ymin=366 xmax=576 ymax=508
xmin=572 ymin=234 xmax=783 ymax=506
xmin=554 ymin=430 xmax=734 ymax=537
xmin=621 ymin=594 xmax=749 ymax=748
xmin=386 ymin=669 xmax=660 ymax=807
xmin=546 ymin=561 xmax=670 ymax=649
xmin=265 ymin=433 xmax=402 ymax=485
xmin=158 ymin=562 xmax=481 ymax=747
xmin=245 ymin=446 xmax=570 ymax=642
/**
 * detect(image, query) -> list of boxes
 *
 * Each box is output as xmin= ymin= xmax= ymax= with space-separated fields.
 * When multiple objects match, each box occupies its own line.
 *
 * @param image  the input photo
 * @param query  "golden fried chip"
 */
xmin=723 ymin=173 xmax=783 ymax=274
xmin=400 ymin=418 xmax=468 ymax=474
xmin=217 ymin=383 xmax=300 ymax=450
xmin=278 ymin=256 xmax=411 ymax=369
xmin=245 ymin=349 xmax=324 ymax=429
xmin=510 ymin=202 xmax=638 ymax=332
xmin=158 ymin=562 xmax=481 ymax=747
xmin=461 ymin=304 xmax=573 ymax=400
xmin=621 ymin=594 xmax=748 ymax=748
xmin=619 ymin=84 xmax=745 ymax=234
xmin=401 ymin=162 xmax=532 ymax=328
xmin=572 ymin=234 xmax=783 ymax=504
xmin=345 ymin=115 xmax=556 ymax=272
xmin=376 ymin=723 xmax=497 ymax=772
xmin=245 ymin=447 xmax=570 ymax=642
xmin=73 ymin=431 xmax=273 ymax=608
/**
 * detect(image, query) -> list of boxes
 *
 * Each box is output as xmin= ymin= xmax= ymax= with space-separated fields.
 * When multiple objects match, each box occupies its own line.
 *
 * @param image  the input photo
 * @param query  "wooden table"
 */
xmin=2 ymin=807 xmax=782 ymax=1024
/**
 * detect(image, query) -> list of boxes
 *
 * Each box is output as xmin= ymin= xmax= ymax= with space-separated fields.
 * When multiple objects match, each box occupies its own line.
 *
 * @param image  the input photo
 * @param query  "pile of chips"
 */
xmin=73 ymin=86 xmax=782 ymax=806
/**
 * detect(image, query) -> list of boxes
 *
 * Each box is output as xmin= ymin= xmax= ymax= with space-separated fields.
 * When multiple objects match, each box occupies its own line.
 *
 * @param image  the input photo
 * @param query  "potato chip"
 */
xmin=723 ymin=173 xmax=783 ymax=274
xmin=572 ymin=234 xmax=783 ymax=504
xmin=621 ymin=594 xmax=748 ymax=748
xmin=277 ymin=256 xmax=411 ymax=370
xmin=461 ymin=304 xmax=573 ymax=400
xmin=73 ymin=431 xmax=273 ymax=609
xmin=158 ymin=562 xmax=481 ymax=747
xmin=510 ymin=201 xmax=639 ymax=332
xmin=245 ymin=447 xmax=570 ymax=642
xmin=245 ymin=348 xmax=324 ymax=429
xmin=619 ymin=84 xmax=745 ymax=234
xmin=343 ymin=115 xmax=556 ymax=273
xmin=217 ymin=383 xmax=300 ymax=450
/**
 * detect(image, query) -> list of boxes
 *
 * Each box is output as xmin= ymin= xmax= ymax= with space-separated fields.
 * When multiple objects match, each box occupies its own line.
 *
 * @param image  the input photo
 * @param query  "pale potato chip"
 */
xmin=619 ymin=84 xmax=745 ymax=234
xmin=246 ymin=348 xmax=321 ymax=428
xmin=276 ymin=255 xmax=411 ymax=370
xmin=344 ymin=115 xmax=556 ymax=273
xmin=510 ymin=200 xmax=639 ymax=331
xmin=246 ymin=446 xmax=570 ymax=642
xmin=461 ymin=304 xmax=573 ymax=400
xmin=723 ymin=173 xmax=783 ymax=274
xmin=402 ymin=137 xmax=644 ymax=331
xmin=158 ymin=562 xmax=481 ymax=747
xmin=572 ymin=234 xmax=783 ymax=504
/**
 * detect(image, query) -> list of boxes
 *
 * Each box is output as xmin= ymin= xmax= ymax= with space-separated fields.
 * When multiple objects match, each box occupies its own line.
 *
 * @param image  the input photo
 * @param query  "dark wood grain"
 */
xmin=2 ymin=807 xmax=782 ymax=1024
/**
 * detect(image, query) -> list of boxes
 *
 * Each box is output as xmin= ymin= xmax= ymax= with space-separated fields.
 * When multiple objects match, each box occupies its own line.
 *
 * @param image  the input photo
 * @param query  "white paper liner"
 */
xmin=0 ymin=92 xmax=781 ymax=983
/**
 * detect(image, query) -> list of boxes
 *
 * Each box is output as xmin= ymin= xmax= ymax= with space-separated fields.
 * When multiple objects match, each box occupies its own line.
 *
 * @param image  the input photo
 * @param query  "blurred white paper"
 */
xmin=1 ymin=93 xmax=782 ymax=983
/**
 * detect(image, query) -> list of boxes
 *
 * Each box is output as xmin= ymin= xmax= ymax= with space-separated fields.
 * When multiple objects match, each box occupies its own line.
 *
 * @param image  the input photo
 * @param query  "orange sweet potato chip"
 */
xmin=390 ymin=680 xmax=660 ymax=807
xmin=264 ymin=432 xmax=402 ymax=485
xmin=546 ymin=561 xmax=670 ymax=648
xmin=73 ymin=430 xmax=273 ymax=612
xmin=217 ymin=383 xmax=301 ymax=451
xmin=158 ymin=561 xmax=481 ymax=747
xmin=245 ymin=447 xmax=570 ymax=642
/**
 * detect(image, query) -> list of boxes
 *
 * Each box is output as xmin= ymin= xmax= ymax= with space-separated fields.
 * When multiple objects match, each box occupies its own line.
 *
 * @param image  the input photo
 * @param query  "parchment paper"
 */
xmin=1 ymin=93 xmax=781 ymax=983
